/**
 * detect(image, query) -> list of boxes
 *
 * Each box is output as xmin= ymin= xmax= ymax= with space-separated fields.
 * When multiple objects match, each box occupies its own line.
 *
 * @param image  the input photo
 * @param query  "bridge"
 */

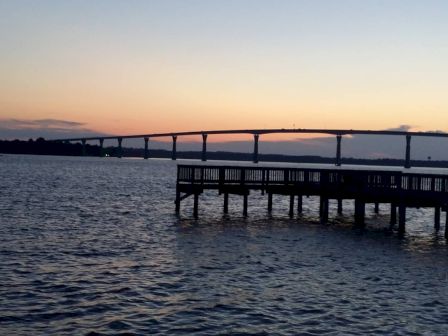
xmin=51 ymin=128 xmax=448 ymax=168
xmin=176 ymin=164 xmax=448 ymax=237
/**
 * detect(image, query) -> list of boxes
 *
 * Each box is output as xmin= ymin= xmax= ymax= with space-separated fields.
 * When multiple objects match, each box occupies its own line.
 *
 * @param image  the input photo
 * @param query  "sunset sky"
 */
xmin=1 ymin=0 xmax=448 ymax=142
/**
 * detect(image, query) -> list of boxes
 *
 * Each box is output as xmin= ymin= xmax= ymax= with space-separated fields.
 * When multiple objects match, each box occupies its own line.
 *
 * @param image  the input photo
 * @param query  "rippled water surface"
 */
xmin=1 ymin=155 xmax=448 ymax=335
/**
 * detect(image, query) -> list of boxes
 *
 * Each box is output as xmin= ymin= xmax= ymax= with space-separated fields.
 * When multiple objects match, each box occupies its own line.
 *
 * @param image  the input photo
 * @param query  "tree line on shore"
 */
xmin=1 ymin=137 xmax=448 ymax=168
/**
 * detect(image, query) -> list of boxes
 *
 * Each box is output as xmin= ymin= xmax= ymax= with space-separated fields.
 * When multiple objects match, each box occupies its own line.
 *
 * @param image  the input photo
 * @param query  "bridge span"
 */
xmin=51 ymin=128 xmax=448 ymax=168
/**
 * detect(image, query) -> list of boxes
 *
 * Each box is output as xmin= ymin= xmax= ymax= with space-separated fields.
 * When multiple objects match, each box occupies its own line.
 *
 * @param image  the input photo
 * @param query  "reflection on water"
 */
xmin=0 ymin=155 xmax=447 ymax=335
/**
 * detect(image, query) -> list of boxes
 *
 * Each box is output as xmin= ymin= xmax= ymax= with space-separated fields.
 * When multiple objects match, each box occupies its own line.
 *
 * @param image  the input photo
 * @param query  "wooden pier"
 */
xmin=176 ymin=165 xmax=448 ymax=237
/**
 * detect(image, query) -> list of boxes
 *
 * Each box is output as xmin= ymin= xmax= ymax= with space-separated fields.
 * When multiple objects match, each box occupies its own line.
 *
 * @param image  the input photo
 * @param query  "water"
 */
xmin=1 ymin=155 xmax=447 ymax=335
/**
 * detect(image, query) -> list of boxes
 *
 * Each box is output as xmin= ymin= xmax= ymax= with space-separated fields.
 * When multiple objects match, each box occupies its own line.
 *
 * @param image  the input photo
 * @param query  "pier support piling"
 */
xmin=354 ymin=199 xmax=365 ymax=228
xmin=253 ymin=134 xmax=259 ymax=163
xmin=434 ymin=207 xmax=441 ymax=231
xmin=144 ymin=137 xmax=149 ymax=159
xmin=243 ymin=194 xmax=248 ymax=217
xmin=289 ymin=195 xmax=295 ymax=218
xmin=445 ymin=211 xmax=448 ymax=239
xmin=320 ymin=197 xmax=329 ymax=224
xmin=398 ymin=205 xmax=406 ymax=235
xmin=223 ymin=193 xmax=229 ymax=214
xmin=390 ymin=203 xmax=397 ymax=228
xmin=374 ymin=202 xmax=380 ymax=214
xmin=337 ymin=198 xmax=343 ymax=215
xmin=268 ymin=193 xmax=273 ymax=212
xmin=201 ymin=134 xmax=208 ymax=161
xmin=172 ymin=136 xmax=177 ymax=160
xmin=297 ymin=195 xmax=303 ymax=214
xmin=193 ymin=193 xmax=199 ymax=218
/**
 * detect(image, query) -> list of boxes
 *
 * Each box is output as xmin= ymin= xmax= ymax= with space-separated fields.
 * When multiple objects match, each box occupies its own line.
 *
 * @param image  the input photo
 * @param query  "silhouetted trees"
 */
xmin=1 ymin=138 xmax=448 ymax=168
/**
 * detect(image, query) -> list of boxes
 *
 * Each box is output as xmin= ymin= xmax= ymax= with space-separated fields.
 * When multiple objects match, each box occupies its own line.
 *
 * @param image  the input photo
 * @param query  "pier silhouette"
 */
xmin=176 ymin=164 xmax=448 ymax=237
xmin=51 ymin=128 xmax=448 ymax=237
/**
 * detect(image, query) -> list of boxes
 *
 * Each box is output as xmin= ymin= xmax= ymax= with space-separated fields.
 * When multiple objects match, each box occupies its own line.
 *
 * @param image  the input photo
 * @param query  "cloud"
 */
xmin=384 ymin=124 xmax=414 ymax=132
xmin=0 ymin=118 xmax=107 ymax=140
xmin=1 ymin=118 xmax=85 ymax=129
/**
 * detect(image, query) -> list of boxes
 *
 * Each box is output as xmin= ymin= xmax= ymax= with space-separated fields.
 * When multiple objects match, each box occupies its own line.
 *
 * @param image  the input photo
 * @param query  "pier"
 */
xmin=175 ymin=164 xmax=448 ymax=237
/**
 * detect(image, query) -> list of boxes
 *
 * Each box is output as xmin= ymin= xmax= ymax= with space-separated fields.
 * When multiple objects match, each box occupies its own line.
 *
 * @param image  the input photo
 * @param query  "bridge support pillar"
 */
xmin=354 ymin=199 xmax=365 ymax=228
xmin=223 ymin=193 xmax=229 ymax=213
xmin=398 ymin=204 xmax=406 ymax=235
xmin=144 ymin=137 xmax=149 ymax=159
xmin=335 ymin=135 xmax=342 ymax=166
xmin=117 ymin=137 xmax=123 ymax=158
xmin=405 ymin=135 xmax=411 ymax=168
xmin=99 ymin=139 xmax=104 ymax=157
xmin=337 ymin=198 xmax=343 ymax=214
xmin=81 ymin=139 xmax=87 ymax=156
xmin=268 ymin=193 xmax=273 ymax=212
xmin=390 ymin=203 xmax=397 ymax=228
xmin=320 ymin=197 xmax=329 ymax=224
xmin=289 ymin=195 xmax=295 ymax=218
xmin=297 ymin=195 xmax=303 ymax=214
xmin=193 ymin=194 xmax=199 ymax=218
xmin=253 ymin=134 xmax=259 ymax=163
xmin=243 ymin=194 xmax=248 ymax=217
xmin=201 ymin=134 xmax=207 ymax=161
xmin=172 ymin=136 xmax=177 ymax=160
xmin=434 ymin=207 xmax=441 ymax=230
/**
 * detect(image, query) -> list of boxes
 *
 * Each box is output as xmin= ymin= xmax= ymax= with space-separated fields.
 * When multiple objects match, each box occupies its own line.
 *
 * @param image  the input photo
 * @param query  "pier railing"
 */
xmin=176 ymin=164 xmax=448 ymax=236
xmin=177 ymin=165 xmax=448 ymax=194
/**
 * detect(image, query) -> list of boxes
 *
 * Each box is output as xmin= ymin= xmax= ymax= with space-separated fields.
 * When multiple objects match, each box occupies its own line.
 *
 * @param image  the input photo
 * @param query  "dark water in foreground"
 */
xmin=1 ymin=155 xmax=447 ymax=335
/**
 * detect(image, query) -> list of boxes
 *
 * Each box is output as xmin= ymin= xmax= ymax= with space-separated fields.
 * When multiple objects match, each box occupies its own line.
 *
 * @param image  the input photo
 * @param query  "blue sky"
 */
xmin=1 ymin=1 xmax=448 ymax=158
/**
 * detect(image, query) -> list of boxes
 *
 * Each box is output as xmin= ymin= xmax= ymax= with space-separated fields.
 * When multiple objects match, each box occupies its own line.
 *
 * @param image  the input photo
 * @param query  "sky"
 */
xmin=1 ymin=0 xmax=448 ymax=157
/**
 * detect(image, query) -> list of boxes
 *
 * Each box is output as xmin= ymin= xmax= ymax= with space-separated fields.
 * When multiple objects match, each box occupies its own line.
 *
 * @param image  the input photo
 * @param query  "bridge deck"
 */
xmin=175 ymin=164 xmax=448 ymax=237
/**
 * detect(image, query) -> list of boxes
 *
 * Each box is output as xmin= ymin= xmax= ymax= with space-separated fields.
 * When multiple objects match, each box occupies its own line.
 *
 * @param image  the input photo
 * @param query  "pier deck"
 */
xmin=176 ymin=164 xmax=448 ymax=237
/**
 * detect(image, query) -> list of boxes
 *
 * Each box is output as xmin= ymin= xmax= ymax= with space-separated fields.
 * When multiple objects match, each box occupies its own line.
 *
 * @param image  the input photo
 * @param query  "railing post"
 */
xmin=172 ymin=136 xmax=177 ymax=160
xmin=405 ymin=135 xmax=411 ymax=168
xmin=144 ymin=137 xmax=149 ymax=159
xmin=335 ymin=134 xmax=342 ymax=166
xmin=284 ymin=168 xmax=289 ymax=185
xmin=201 ymin=133 xmax=207 ymax=161
xmin=253 ymin=134 xmax=259 ymax=163
xmin=219 ymin=167 xmax=225 ymax=188
xmin=117 ymin=137 xmax=122 ymax=158
xmin=241 ymin=168 xmax=246 ymax=185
